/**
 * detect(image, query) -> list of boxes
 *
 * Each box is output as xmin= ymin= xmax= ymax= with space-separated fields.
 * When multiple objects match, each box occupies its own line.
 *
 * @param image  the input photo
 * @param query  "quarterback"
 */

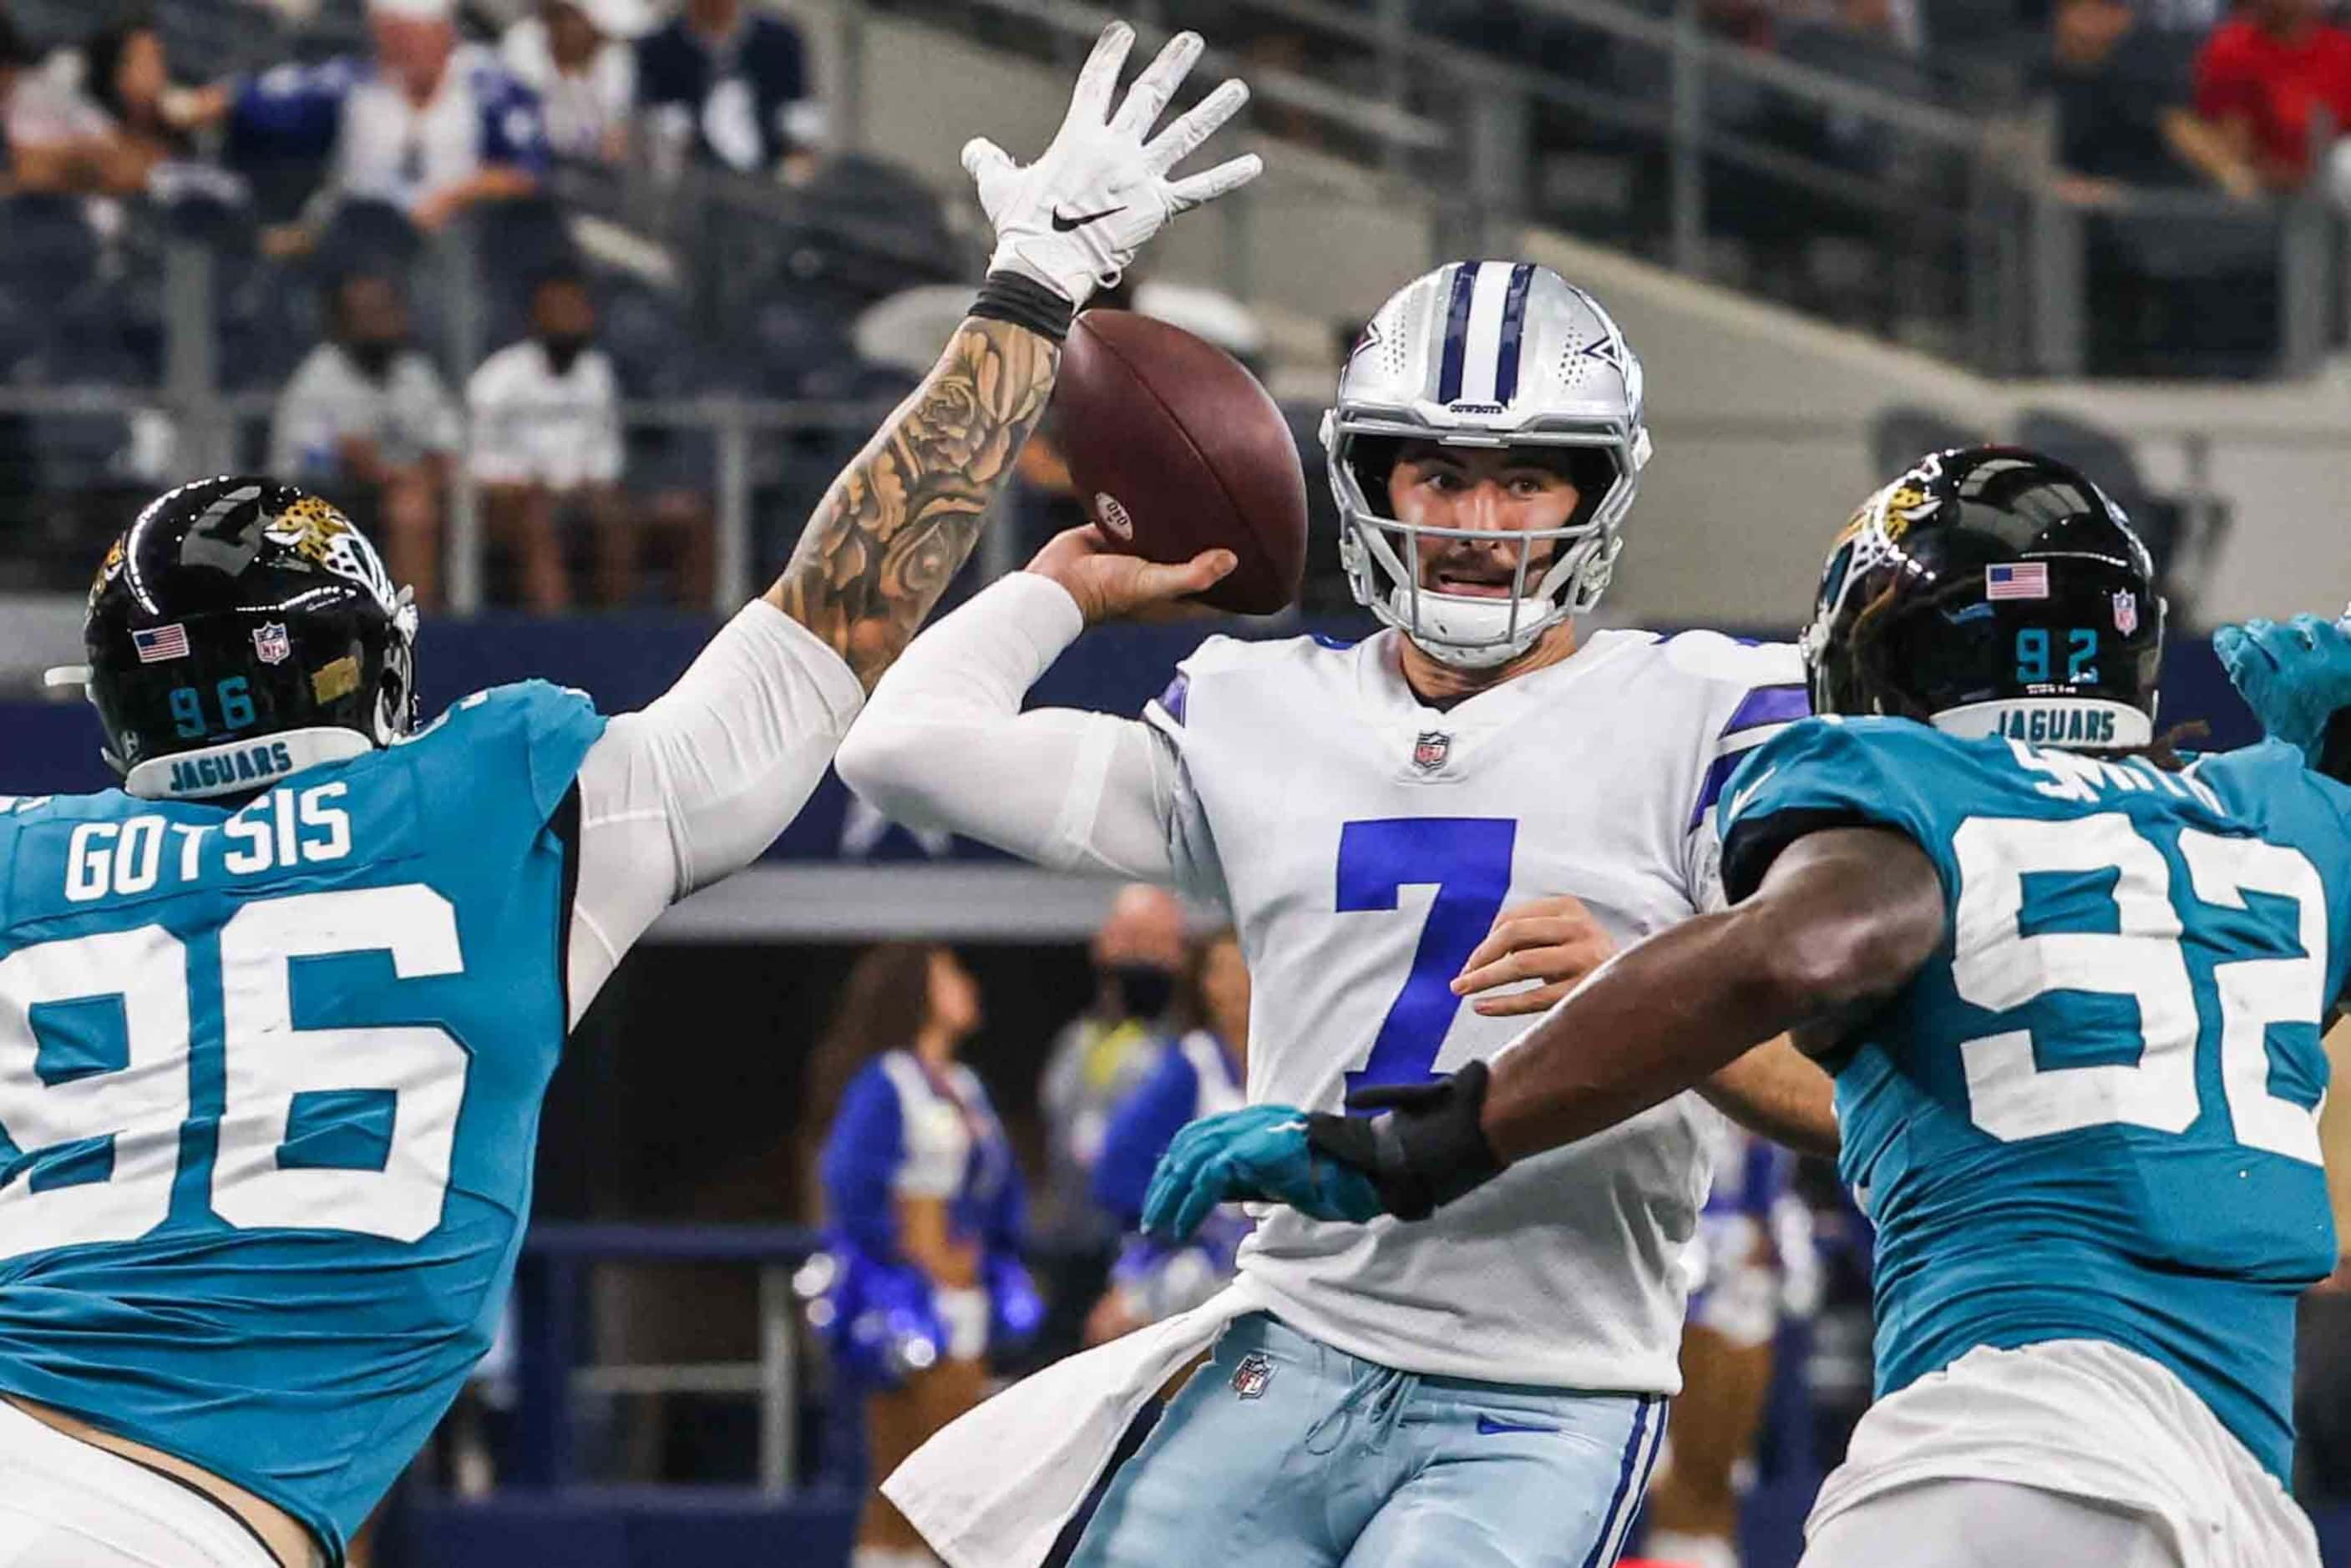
xmin=1206 ymin=449 xmax=2337 ymax=1568
xmin=844 ymin=260 xmax=1836 ymax=1567
xmin=0 ymin=23 xmax=1255 ymax=1567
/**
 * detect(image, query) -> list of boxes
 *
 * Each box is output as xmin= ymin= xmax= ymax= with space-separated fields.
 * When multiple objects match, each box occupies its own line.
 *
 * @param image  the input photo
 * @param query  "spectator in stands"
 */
xmin=2044 ymin=0 xmax=2262 ymax=200
xmin=2194 ymin=0 xmax=2351 ymax=190
xmin=3 ymin=16 xmax=131 ymax=195
xmin=269 ymin=271 xmax=459 ymax=605
xmin=1085 ymin=928 xmax=1250 ymax=1345
xmin=1026 ymin=884 xmax=1188 ymax=1368
xmin=178 ymin=0 xmax=547 ymax=230
xmin=502 ymin=0 xmax=636 ymax=164
xmin=810 ymin=943 xmax=1032 ymax=1568
xmin=635 ymin=0 xmax=813 ymax=176
xmin=467 ymin=269 xmax=631 ymax=612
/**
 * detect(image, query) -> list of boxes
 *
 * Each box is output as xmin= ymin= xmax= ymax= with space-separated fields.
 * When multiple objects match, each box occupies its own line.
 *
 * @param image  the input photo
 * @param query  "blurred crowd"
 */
xmin=0 ymin=0 xmax=816 ymax=214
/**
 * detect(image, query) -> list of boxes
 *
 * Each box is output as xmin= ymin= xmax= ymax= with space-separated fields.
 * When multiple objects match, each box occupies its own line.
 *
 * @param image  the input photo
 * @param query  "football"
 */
xmin=1046 ymin=309 xmax=1309 ymax=616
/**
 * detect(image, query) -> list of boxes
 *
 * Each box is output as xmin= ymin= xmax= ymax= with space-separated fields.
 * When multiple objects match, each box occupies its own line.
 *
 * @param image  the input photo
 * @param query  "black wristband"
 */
xmin=971 ymin=269 xmax=1076 ymax=344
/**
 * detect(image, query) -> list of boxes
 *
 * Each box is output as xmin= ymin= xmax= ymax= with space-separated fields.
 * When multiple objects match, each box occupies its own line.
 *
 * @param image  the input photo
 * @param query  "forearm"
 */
xmin=2162 ymin=109 xmax=2259 ymax=195
xmin=834 ymin=574 xmax=1179 ymax=879
xmin=1700 ymin=1035 xmax=1839 ymax=1158
xmin=1482 ymin=910 xmax=1804 ymax=1162
xmin=1482 ymin=827 xmax=1939 ymax=1163
xmin=766 ymin=315 xmax=1057 ymax=690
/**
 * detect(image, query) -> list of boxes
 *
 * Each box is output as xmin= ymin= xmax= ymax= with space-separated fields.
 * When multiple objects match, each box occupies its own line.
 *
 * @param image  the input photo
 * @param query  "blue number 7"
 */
xmin=1337 ymin=817 xmax=1518 ymax=1095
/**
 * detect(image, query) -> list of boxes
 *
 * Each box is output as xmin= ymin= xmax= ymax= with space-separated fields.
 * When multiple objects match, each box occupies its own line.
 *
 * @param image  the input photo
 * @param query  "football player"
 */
xmin=1197 ymin=448 xmax=2334 ymax=1568
xmin=0 ymin=23 xmax=1257 ymax=1567
xmin=842 ymin=262 xmax=1840 ymax=1567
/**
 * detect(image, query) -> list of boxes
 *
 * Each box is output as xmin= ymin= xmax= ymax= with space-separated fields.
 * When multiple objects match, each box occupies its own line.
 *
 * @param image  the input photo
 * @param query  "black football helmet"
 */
xmin=73 ymin=477 xmax=418 ymax=799
xmin=1804 ymin=447 xmax=2164 ymax=751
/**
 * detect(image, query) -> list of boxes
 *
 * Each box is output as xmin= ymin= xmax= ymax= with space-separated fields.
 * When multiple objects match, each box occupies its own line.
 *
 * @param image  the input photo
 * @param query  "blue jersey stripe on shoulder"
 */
xmin=1691 ymin=751 xmax=1744 ymax=830
xmin=1723 ymin=683 xmax=1810 ymax=738
xmin=1155 ymin=671 xmax=1189 ymax=726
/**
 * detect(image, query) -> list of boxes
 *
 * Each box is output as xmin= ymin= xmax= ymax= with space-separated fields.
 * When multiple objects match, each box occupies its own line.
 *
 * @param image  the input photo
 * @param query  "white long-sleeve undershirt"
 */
xmin=565 ymin=598 xmax=865 ymax=1024
xmin=833 ymin=573 xmax=1183 ymax=883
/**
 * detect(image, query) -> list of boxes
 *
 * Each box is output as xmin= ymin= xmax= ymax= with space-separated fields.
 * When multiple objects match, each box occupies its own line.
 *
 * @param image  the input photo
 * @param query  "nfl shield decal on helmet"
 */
xmin=252 ymin=622 xmax=292 ymax=665
xmin=1413 ymin=731 xmax=1452 ymax=772
xmin=2111 ymin=589 xmax=2139 ymax=636
xmin=1232 ymin=1351 xmax=1274 ymax=1400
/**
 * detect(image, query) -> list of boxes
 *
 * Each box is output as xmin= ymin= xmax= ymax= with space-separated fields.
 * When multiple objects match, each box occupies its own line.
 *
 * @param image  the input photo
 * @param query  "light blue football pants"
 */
xmin=1067 ymin=1313 xmax=1666 ymax=1568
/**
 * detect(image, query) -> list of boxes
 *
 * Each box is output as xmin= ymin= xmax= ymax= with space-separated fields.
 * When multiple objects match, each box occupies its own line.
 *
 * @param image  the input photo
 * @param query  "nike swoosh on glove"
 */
xmin=2213 ymin=612 xmax=2351 ymax=769
xmin=963 ymin=21 xmax=1262 ymax=308
xmin=1143 ymin=1105 xmax=1385 ymax=1243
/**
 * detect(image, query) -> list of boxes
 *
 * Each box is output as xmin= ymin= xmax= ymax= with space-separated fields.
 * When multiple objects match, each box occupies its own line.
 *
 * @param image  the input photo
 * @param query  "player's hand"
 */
xmin=1143 ymin=1105 xmax=1385 ymax=1242
xmin=1450 ymin=895 xmax=1618 ymax=1017
xmin=1027 ymin=524 xmax=1235 ymax=625
xmin=965 ymin=22 xmax=1261 ymax=307
xmin=2214 ymin=612 xmax=2351 ymax=767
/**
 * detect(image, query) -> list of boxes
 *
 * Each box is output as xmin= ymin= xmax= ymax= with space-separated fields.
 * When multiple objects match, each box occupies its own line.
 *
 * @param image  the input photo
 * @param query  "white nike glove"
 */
xmin=963 ymin=22 xmax=1262 ymax=308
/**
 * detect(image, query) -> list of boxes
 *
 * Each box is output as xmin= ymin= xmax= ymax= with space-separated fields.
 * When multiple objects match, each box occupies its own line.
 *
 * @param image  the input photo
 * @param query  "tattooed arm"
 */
xmin=765 ymin=317 xmax=1057 ymax=690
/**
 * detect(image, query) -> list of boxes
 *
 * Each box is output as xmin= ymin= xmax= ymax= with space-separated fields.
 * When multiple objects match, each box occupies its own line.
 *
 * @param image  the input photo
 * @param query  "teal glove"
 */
xmin=1143 ymin=1105 xmax=1386 ymax=1242
xmin=2213 ymin=613 xmax=2351 ymax=767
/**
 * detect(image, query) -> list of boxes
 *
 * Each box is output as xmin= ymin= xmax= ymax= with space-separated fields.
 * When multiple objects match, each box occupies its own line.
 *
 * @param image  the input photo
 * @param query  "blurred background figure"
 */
xmin=270 ymin=270 xmax=459 ymax=604
xmin=1087 ymin=926 xmax=1251 ymax=1346
xmin=2044 ymin=0 xmax=2257 ymax=202
xmin=502 ymin=0 xmax=639 ymax=166
xmin=1644 ymin=1119 xmax=1822 ymax=1568
xmin=466 ymin=268 xmax=648 ymax=611
xmin=180 ymin=0 xmax=545 ymax=231
xmin=809 ymin=944 xmax=1034 ymax=1568
xmin=634 ymin=0 xmax=813 ymax=177
xmin=2193 ymin=0 xmax=2351 ymax=194
xmin=1026 ymin=883 xmax=1188 ymax=1368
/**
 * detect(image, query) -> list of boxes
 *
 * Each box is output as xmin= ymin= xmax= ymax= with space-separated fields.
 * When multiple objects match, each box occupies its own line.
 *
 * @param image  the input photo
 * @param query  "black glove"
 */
xmin=1304 ymin=1060 xmax=1507 ymax=1222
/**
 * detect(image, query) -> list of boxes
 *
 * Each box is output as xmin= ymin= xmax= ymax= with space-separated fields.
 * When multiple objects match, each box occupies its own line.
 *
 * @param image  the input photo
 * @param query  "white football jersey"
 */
xmin=1142 ymin=625 xmax=1805 ymax=1391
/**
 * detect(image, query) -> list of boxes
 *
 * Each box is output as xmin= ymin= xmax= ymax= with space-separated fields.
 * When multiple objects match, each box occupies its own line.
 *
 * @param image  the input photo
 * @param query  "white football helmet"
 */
xmin=1322 ymin=261 xmax=1652 ymax=669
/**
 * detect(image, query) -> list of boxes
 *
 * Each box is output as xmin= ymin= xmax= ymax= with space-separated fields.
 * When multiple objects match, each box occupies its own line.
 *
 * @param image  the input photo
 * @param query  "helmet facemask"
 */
xmin=1321 ymin=261 xmax=1651 ymax=670
xmin=1328 ymin=421 xmax=1639 ymax=670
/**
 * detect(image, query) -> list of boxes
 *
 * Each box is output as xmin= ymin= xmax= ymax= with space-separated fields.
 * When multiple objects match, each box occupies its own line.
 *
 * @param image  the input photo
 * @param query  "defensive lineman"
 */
xmin=844 ymin=261 xmax=1837 ymax=1567
xmin=0 ymin=23 xmax=1257 ymax=1566
xmin=1185 ymin=449 xmax=2333 ymax=1568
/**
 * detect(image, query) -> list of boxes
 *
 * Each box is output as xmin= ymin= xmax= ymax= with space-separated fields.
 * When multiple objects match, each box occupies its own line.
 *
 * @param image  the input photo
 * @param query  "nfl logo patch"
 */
xmin=252 ymin=622 xmax=292 ymax=665
xmin=1412 ymin=731 xmax=1451 ymax=773
xmin=2111 ymin=590 xmax=2139 ymax=636
xmin=1231 ymin=1351 xmax=1274 ymax=1400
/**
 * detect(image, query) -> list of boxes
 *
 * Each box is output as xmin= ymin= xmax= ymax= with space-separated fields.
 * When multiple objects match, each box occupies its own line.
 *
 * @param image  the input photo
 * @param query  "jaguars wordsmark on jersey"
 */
xmin=0 ymin=682 xmax=600 ymax=1559
xmin=1719 ymin=716 xmax=2343 ymax=1483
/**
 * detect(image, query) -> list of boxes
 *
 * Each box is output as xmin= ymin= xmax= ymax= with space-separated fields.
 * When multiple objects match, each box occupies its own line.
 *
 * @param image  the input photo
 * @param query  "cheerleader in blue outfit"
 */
xmin=1088 ymin=928 xmax=1251 ymax=1344
xmin=810 ymin=944 xmax=1038 ymax=1568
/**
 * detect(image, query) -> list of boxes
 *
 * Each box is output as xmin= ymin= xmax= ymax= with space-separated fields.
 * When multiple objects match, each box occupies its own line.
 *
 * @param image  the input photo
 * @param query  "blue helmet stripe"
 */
xmin=1434 ymin=264 xmax=1478 ymax=404
xmin=1493 ymin=262 xmax=1536 ymax=403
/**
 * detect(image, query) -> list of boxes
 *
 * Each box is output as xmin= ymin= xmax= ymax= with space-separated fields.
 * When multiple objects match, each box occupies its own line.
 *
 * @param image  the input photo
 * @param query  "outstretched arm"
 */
xmin=560 ymin=22 xmax=1259 ymax=1016
xmin=1306 ymin=827 xmax=1944 ymax=1222
xmin=765 ymin=318 xmax=1058 ymax=690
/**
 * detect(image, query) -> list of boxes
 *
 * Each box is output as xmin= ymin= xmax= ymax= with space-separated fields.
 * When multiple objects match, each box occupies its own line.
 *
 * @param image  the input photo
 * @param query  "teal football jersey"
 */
xmin=1718 ymin=718 xmax=2343 ymax=1483
xmin=0 ymin=681 xmax=605 ymax=1560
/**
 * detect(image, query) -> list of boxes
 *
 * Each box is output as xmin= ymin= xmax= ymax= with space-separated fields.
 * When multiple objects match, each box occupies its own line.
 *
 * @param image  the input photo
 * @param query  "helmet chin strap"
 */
xmin=1392 ymin=588 xmax=1542 ymax=670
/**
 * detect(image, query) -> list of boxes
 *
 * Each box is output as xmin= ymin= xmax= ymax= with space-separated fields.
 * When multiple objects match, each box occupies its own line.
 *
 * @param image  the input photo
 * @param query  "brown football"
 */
xmin=1046 ymin=309 xmax=1307 ymax=616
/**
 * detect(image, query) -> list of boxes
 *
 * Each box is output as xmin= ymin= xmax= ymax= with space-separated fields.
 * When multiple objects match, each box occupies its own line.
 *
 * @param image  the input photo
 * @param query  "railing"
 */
xmin=510 ymin=1224 xmax=826 ymax=1495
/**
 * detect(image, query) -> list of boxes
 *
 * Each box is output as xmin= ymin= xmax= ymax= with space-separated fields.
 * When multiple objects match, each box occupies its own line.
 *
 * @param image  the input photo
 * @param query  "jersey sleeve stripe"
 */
xmin=1720 ymin=682 xmax=1810 ymax=740
xmin=1154 ymin=671 xmax=1190 ymax=727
